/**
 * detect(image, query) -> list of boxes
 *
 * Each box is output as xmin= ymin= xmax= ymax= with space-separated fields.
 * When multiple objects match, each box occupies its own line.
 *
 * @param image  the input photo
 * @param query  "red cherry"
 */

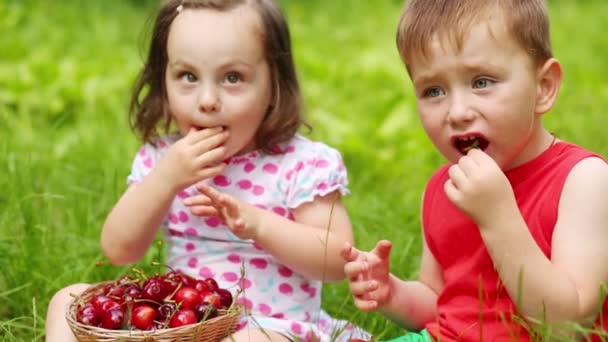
xmin=99 ymin=299 xmax=121 ymax=314
xmin=194 ymin=279 xmax=210 ymax=294
xmin=156 ymin=302 xmax=177 ymax=322
xmin=106 ymin=286 xmax=125 ymax=299
xmin=142 ymin=277 xmax=166 ymax=303
xmin=174 ymin=287 xmax=203 ymax=310
xmin=203 ymin=278 xmax=219 ymax=292
xmin=91 ymin=294 xmax=112 ymax=313
xmin=169 ymin=309 xmax=197 ymax=328
xmin=77 ymin=304 xmax=101 ymax=326
xmin=214 ymin=288 xmax=233 ymax=308
xmin=193 ymin=302 xmax=218 ymax=321
xmin=101 ymin=307 xmax=124 ymax=330
xmin=131 ymin=305 xmax=157 ymax=330
xmin=121 ymin=284 xmax=143 ymax=304
xmin=201 ymin=292 xmax=220 ymax=307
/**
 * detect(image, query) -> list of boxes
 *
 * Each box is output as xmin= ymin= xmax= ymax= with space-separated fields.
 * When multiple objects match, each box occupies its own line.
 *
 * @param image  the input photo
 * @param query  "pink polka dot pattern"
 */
xmin=279 ymin=283 xmax=293 ymax=295
xmin=187 ymin=257 xmax=197 ymax=268
xmin=227 ymin=253 xmax=241 ymax=263
xmin=239 ymin=278 xmax=252 ymax=289
xmin=263 ymin=163 xmax=278 ymax=174
xmin=185 ymin=242 xmax=195 ymax=252
xmin=213 ymin=175 xmax=231 ymax=187
xmin=250 ymin=258 xmax=268 ymax=269
xmin=184 ymin=227 xmax=197 ymax=237
xmin=198 ymin=267 xmax=214 ymax=279
xmin=204 ymin=216 xmax=221 ymax=227
xmin=237 ymin=179 xmax=252 ymax=190
xmin=222 ymin=272 xmax=238 ymax=282
xmin=278 ymin=265 xmax=293 ymax=277
xmin=258 ymin=303 xmax=272 ymax=315
xmin=178 ymin=211 xmax=189 ymax=222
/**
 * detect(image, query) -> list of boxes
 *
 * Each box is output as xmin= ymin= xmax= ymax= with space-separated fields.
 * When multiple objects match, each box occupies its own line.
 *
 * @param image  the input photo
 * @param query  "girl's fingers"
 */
xmin=344 ymin=261 xmax=367 ymax=281
xmin=189 ymin=205 xmax=219 ymax=217
xmin=183 ymin=194 xmax=212 ymax=206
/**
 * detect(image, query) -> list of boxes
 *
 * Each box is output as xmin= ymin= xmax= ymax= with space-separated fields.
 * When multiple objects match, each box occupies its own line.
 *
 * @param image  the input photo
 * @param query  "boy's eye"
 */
xmin=180 ymin=72 xmax=197 ymax=83
xmin=423 ymin=87 xmax=445 ymax=98
xmin=473 ymin=78 xmax=492 ymax=89
xmin=225 ymin=72 xmax=242 ymax=84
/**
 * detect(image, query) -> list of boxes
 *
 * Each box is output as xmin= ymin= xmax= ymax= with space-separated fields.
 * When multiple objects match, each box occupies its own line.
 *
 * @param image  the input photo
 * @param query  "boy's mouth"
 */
xmin=453 ymin=135 xmax=488 ymax=155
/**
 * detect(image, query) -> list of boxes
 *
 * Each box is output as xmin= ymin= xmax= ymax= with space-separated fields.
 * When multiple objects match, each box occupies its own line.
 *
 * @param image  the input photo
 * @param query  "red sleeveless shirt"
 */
xmin=421 ymin=142 xmax=607 ymax=341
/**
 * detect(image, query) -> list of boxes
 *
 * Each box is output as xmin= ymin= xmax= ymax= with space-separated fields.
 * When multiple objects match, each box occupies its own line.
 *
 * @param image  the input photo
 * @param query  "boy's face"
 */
xmin=409 ymin=20 xmax=544 ymax=170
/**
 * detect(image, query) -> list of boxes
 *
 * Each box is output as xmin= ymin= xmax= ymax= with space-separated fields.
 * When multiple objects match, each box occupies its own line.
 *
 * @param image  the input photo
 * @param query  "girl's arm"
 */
xmin=189 ymin=185 xmax=354 ymax=281
xmin=465 ymin=155 xmax=608 ymax=324
xmin=101 ymin=128 xmax=227 ymax=265
xmin=101 ymin=170 xmax=177 ymax=265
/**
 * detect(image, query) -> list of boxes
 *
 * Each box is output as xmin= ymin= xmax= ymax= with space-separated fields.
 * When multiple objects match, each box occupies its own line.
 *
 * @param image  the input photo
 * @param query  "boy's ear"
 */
xmin=535 ymin=58 xmax=562 ymax=115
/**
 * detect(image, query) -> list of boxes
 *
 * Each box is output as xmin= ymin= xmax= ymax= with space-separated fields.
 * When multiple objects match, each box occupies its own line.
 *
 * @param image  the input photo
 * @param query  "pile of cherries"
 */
xmin=75 ymin=270 xmax=234 ymax=331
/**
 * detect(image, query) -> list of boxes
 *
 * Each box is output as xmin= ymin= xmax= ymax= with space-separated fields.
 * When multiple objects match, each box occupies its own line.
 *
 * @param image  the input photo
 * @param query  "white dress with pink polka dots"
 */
xmin=127 ymin=133 xmax=370 ymax=341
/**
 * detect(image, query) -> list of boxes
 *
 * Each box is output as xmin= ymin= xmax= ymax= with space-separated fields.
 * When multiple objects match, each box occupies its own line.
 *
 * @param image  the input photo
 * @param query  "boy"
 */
xmin=342 ymin=1 xmax=608 ymax=341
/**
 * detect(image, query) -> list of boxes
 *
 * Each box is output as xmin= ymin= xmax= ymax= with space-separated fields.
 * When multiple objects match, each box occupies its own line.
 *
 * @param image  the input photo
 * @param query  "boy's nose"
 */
xmin=446 ymin=95 xmax=475 ymax=126
xmin=198 ymin=85 xmax=220 ymax=113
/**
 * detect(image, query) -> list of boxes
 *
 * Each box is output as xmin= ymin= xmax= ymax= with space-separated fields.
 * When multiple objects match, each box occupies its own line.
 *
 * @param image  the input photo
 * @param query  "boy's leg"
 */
xmin=45 ymin=283 xmax=90 ymax=342
xmin=383 ymin=329 xmax=433 ymax=342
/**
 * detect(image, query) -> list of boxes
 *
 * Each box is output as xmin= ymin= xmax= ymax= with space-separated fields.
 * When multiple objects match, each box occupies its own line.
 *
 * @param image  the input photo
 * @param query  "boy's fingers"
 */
xmin=340 ymin=242 xmax=361 ymax=262
xmin=373 ymin=240 xmax=392 ymax=260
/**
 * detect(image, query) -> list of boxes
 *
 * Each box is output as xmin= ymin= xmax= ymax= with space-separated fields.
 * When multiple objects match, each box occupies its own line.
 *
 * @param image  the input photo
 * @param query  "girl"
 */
xmin=45 ymin=0 xmax=369 ymax=341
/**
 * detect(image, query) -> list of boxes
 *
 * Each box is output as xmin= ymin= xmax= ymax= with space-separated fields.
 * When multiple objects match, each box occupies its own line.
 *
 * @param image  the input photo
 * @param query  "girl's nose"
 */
xmin=198 ymin=84 xmax=220 ymax=113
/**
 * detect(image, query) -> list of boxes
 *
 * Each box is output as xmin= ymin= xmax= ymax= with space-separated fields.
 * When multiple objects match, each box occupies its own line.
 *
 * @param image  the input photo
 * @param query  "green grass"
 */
xmin=1 ymin=0 xmax=607 ymax=340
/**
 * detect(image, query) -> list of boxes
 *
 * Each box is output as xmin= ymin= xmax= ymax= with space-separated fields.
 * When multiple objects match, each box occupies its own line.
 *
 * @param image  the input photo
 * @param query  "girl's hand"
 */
xmin=186 ymin=183 xmax=260 ymax=240
xmin=444 ymin=148 xmax=518 ymax=227
xmin=341 ymin=240 xmax=393 ymax=311
xmin=154 ymin=127 xmax=228 ymax=192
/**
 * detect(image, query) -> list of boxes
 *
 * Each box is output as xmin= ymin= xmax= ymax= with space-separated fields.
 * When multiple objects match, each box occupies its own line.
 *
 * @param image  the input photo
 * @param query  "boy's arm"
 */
xmin=481 ymin=157 xmax=608 ymax=324
xmin=378 ymin=235 xmax=442 ymax=331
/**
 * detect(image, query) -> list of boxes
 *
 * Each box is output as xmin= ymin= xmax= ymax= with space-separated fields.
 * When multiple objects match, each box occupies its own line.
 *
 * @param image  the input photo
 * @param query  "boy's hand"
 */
xmin=154 ymin=127 xmax=228 ymax=192
xmin=185 ymin=183 xmax=260 ymax=240
xmin=444 ymin=148 xmax=518 ymax=227
xmin=341 ymin=240 xmax=393 ymax=311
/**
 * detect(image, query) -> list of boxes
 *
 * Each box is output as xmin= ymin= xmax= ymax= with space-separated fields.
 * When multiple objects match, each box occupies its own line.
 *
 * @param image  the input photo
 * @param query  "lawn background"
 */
xmin=1 ymin=0 xmax=607 ymax=341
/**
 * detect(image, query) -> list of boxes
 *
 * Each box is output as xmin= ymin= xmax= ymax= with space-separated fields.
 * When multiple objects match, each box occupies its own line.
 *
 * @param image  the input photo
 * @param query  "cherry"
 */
xmin=91 ymin=294 xmax=110 ymax=312
xmin=215 ymin=288 xmax=233 ymax=308
xmin=121 ymin=284 xmax=143 ymax=304
xmin=77 ymin=304 xmax=101 ymax=326
xmin=157 ymin=302 xmax=177 ymax=322
xmin=142 ymin=277 xmax=166 ymax=303
xmin=174 ymin=287 xmax=202 ymax=310
xmin=131 ymin=305 xmax=157 ymax=330
xmin=203 ymin=278 xmax=219 ymax=292
xmin=169 ymin=309 xmax=197 ymax=328
xmin=106 ymin=285 xmax=125 ymax=299
xmin=193 ymin=302 xmax=218 ymax=321
xmin=194 ymin=279 xmax=210 ymax=294
xmin=101 ymin=307 xmax=124 ymax=330
xmin=201 ymin=292 xmax=220 ymax=307
xmin=99 ymin=299 xmax=121 ymax=314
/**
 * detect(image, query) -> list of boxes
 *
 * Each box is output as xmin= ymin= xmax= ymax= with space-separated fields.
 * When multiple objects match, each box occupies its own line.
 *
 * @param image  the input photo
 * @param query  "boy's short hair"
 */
xmin=396 ymin=0 xmax=553 ymax=74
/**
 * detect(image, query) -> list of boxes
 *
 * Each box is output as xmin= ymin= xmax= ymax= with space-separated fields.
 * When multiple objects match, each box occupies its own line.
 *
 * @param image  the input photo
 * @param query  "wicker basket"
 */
xmin=67 ymin=281 xmax=241 ymax=342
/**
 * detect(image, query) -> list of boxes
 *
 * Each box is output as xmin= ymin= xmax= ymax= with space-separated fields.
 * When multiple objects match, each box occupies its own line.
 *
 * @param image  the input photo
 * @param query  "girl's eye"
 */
xmin=423 ymin=87 xmax=445 ymax=98
xmin=180 ymin=72 xmax=197 ymax=83
xmin=225 ymin=72 xmax=242 ymax=84
xmin=473 ymin=78 xmax=493 ymax=89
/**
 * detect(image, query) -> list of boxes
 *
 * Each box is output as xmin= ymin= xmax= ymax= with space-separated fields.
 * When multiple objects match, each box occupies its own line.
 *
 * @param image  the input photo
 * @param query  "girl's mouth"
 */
xmin=454 ymin=136 xmax=489 ymax=155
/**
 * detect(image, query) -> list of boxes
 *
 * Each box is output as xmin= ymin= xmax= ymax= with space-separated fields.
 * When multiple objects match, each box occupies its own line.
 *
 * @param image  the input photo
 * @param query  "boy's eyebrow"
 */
xmin=413 ymin=62 xmax=509 ymax=86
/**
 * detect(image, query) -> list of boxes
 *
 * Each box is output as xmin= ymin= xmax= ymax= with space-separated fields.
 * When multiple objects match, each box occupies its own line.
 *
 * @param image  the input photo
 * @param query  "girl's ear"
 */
xmin=535 ymin=58 xmax=562 ymax=115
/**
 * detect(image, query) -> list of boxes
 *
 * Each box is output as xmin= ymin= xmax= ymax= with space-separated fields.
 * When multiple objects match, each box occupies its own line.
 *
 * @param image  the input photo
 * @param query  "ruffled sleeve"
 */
xmin=280 ymin=137 xmax=349 ymax=209
xmin=126 ymin=136 xmax=173 ymax=185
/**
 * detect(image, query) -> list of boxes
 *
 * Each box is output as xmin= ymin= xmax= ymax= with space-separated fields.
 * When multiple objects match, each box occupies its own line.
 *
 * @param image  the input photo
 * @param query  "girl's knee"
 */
xmin=48 ymin=284 xmax=90 ymax=311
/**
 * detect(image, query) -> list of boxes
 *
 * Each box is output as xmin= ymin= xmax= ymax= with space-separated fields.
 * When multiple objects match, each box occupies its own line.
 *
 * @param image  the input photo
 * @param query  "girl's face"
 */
xmin=409 ymin=19 xmax=550 ymax=170
xmin=165 ymin=5 xmax=272 ymax=158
